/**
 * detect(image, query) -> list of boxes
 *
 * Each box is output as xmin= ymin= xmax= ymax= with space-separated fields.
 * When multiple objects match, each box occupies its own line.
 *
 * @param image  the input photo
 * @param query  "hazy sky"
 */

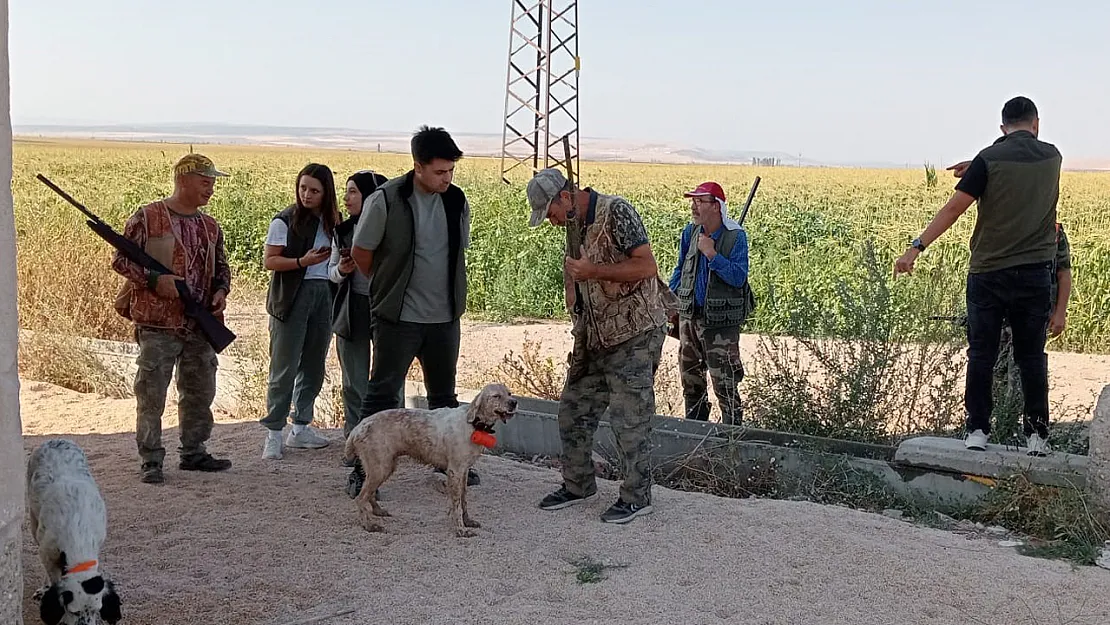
xmin=9 ymin=0 xmax=1110 ymax=166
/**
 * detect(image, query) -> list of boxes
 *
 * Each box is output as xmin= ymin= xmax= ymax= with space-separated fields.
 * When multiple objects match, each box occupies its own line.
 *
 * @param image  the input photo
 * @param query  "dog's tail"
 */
xmin=343 ymin=433 xmax=357 ymax=464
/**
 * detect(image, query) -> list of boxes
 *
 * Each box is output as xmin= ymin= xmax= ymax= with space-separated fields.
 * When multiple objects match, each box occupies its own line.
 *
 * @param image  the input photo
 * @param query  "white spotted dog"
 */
xmin=344 ymin=383 xmax=518 ymax=537
xmin=26 ymin=438 xmax=122 ymax=625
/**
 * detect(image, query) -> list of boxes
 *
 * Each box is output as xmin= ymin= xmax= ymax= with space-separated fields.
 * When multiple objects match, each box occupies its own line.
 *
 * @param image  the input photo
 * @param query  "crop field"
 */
xmin=13 ymin=138 xmax=1110 ymax=353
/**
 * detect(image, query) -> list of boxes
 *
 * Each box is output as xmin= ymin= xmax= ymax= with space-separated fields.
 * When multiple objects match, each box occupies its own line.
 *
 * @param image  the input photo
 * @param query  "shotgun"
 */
xmin=37 ymin=174 xmax=237 ymax=353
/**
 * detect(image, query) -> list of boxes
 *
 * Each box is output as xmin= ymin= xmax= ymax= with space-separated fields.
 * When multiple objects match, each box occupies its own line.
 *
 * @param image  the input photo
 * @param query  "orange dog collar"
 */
xmin=66 ymin=560 xmax=98 ymax=575
xmin=470 ymin=430 xmax=497 ymax=448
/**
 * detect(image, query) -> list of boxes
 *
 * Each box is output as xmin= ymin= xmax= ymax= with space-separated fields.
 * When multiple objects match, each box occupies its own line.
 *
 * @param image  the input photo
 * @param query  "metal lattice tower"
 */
xmin=499 ymin=0 xmax=580 ymax=184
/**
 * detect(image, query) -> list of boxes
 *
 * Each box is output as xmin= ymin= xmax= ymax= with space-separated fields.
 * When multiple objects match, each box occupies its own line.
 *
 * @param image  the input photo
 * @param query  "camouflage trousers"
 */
xmin=558 ymin=324 xmax=665 ymax=507
xmin=134 ymin=326 xmax=218 ymax=465
xmin=678 ymin=316 xmax=744 ymax=425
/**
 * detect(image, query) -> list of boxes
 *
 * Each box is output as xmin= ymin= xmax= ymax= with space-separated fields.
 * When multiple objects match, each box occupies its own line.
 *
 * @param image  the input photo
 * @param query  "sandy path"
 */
xmin=18 ymin=382 xmax=1110 ymax=625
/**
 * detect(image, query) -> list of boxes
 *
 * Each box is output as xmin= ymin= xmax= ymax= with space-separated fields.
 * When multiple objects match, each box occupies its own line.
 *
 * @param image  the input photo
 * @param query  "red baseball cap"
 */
xmin=683 ymin=181 xmax=726 ymax=202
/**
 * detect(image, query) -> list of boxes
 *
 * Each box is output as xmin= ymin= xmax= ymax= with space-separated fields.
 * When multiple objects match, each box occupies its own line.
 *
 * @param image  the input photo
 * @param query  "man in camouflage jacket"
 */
xmin=526 ymin=167 xmax=674 ymax=525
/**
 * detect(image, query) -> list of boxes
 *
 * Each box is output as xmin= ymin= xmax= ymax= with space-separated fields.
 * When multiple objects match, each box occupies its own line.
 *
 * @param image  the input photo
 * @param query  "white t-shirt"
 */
xmin=265 ymin=218 xmax=331 ymax=281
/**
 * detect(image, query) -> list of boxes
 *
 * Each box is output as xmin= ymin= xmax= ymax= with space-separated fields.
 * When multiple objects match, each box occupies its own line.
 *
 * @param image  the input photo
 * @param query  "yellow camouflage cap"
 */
xmin=173 ymin=153 xmax=228 ymax=178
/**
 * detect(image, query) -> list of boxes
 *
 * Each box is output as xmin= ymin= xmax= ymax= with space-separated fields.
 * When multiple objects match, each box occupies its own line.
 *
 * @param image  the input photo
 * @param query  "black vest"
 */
xmin=674 ymin=225 xmax=755 ymax=328
xmin=265 ymin=205 xmax=336 ymax=321
xmin=370 ymin=171 xmax=468 ymax=324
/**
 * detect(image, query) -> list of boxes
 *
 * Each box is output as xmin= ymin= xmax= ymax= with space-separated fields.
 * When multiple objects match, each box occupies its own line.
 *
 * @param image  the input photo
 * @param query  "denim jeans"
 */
xmin=261 ymin=280 xmax=334 ymax=431
xmin=964 ymin=262 xmax=1052 ymax=438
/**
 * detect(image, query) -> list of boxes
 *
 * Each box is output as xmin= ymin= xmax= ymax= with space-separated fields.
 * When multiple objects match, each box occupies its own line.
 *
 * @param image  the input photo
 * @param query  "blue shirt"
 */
xmin=668 ymin=223 xmax=750 ymax=307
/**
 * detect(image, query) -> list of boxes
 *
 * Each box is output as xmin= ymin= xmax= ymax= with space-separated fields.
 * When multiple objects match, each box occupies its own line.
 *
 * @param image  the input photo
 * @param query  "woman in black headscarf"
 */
xmin=329 ymin=169 xmax=399 ymax=497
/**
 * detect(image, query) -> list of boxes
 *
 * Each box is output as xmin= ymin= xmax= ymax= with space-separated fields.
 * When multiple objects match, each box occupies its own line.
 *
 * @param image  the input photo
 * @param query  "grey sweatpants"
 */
xmin=261 ymin=279 xmax=333 ymax=431
xmin=336 ymin=292 xmax=403 ymax=438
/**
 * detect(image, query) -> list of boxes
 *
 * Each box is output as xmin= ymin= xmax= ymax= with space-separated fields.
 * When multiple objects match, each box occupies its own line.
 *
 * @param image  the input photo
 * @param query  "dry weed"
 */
xmin=17 ymin=330 xmax=133 ymax=398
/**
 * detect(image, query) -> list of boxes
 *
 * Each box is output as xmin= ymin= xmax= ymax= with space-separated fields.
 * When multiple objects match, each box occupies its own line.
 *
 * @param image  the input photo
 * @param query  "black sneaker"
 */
xmin=345 ymin=466 xmax=379 ymax=500
xmin=600 ymin=498 xmax=653 ymax=524
xmin=434 ymin=467 xmax=480 ymax=486
xmin=140 ymin=462 xmax=164 ymax=484
xmin=179 ymin=453 xmax=232 ymax=472
xmin=539 ymin=485 xmax=596 ymax=510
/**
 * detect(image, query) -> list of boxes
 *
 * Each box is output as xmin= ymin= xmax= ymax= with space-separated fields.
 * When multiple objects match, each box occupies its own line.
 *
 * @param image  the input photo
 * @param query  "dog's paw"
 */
xmin=360 ymin=519 xmax=385 ymax=533
xmin=463 ymin=517 xmax=481 ymax=529
xmin=455 ymin=527 xmax=478 ymax=538
xmin=371 ymin=506 xmax=391 ymax=518
xmin=32 ymin=585 xmax=48 ymax=601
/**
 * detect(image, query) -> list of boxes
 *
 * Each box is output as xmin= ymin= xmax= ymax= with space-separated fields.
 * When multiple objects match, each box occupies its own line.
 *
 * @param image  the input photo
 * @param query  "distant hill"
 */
xmin=13 ymin=122 xmax=1108 ymax=171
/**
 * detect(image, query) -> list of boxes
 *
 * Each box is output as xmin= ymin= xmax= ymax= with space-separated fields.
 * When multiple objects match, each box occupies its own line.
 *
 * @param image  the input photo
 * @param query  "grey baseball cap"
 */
xmin=526 ymin=168 xmax=568 ymax=227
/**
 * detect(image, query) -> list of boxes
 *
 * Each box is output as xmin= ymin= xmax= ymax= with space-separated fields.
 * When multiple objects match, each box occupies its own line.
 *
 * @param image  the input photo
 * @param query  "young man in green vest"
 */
xmin=526 ymin=167 xmax=672 ymax=524
xmin=349 ymin=126 xmax=478 ymax=494
xmin=667 ymin=181 xmax=752 ymax=426
xmin=895 ymin=96 xmax=1062 ymax=457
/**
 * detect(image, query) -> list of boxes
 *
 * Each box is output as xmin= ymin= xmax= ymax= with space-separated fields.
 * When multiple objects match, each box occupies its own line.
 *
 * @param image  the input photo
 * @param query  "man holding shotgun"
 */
xmin=110 ymin=153 xmax=234 ymax=484
xmin=668 ymin=181 xmax=754 ymax=426
xmin=526 ymin=163 xmax=672 ymax=524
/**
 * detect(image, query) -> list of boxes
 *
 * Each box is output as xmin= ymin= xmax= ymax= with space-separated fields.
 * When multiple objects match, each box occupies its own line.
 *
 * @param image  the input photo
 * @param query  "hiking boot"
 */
xmin=286 ymin=426 xmax=330 ymax=449
xmin=539 ymin=485 xmax=596 ymax=510
xmin=600 ymin=498 xmax=653 ymax=524
xmin=964 ymin=429 xmax=988 ymax=451
xmin=180 ymin=453 xmax=232 ymax=472
xmin=140 ymin=462 xmax=164 ymax=484
xmin=434 ymin=467 xmax=480 ymax=486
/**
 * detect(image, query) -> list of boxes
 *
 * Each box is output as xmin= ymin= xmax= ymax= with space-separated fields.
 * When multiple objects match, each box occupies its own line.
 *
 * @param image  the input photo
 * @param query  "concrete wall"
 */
xmin=0 ymin=1 xmax=24 ymax=623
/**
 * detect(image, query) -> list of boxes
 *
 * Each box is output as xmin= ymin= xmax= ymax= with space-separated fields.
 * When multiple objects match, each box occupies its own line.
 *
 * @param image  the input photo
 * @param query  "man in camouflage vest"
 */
xmin=667 ymin=181 xmax=753 ymax=425
xmin=111 ymin=153 xmax=234 ymax=484
xmin=526 ymin=167 xmax=673 ymax=524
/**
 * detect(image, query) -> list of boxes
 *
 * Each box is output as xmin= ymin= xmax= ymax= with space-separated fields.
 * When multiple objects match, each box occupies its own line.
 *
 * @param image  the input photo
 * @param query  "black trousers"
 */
xmin=964 ymin=262 xmax=1052 ymax=438
xmin=357 ymin=316 xmax=462 ymax=422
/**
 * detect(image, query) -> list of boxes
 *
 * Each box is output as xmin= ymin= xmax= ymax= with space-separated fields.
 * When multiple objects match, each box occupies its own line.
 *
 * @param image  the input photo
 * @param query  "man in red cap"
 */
xmin=667 ymin=181 xmax=753 ymax=425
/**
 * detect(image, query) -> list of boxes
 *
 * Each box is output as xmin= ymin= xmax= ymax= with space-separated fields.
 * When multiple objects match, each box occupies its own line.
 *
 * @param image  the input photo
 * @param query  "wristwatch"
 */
xmin=911 ymin=238 xmax=926 ymax=252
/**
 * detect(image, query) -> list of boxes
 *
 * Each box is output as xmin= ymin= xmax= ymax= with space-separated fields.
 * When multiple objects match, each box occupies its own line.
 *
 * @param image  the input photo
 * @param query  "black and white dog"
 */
xmin=26 ymin=439 xmax=122 ymax=625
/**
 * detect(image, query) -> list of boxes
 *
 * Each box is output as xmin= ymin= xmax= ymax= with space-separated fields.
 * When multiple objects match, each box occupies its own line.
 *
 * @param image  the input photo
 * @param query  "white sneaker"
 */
xmin=1026 ymin=433 xmax=1051 ymax=457
xmin=964 ymin=429 xmax=988 ymax=451
xmin=286 ymin=426 xmax=330 ymax=449
xmin=262 ymin=431 xmax=284 ymax=460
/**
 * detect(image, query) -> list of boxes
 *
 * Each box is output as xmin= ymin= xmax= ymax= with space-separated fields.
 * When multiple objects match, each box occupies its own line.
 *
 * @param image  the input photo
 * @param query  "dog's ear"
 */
xmin=470 ymin=387 xmax=489 ymax=416
xmin=100 ymin=581 xmax=122 ymax=624
xmin=38 ymin=583 xmax=68 ymax=625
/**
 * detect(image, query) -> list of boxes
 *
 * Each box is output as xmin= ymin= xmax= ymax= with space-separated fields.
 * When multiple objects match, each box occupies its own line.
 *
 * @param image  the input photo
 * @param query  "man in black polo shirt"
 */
xmin=895 ymin=96 xmax=1061 ymax=457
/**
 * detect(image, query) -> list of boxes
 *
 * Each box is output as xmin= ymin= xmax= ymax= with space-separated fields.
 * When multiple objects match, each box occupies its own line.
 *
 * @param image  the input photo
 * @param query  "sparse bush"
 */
xmin=973 ymin=472 xmax=1110 ymax=565
xmin=745 ymin=239 xmax=966 ymax=445
xmin=487 ymin=333 xmax=565 ymax=400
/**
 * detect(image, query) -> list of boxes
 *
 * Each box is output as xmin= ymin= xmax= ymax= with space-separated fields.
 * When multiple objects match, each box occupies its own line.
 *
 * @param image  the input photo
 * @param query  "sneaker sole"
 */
xmin=539 ymin=493 xmax=596 ymax=511
xmin=286 ymin=440 xmax=330 ymax=449
xmin=602 ymin=505 xmax=653 ymax=524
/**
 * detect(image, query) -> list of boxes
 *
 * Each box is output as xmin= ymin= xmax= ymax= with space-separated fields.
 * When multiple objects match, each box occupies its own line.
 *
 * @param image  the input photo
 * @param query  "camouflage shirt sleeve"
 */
xmin=110 ymin=208 xmax=150 ymax=287
xmin=606 ymin=198 xmax=650 ymax=255
xmin=1055 ymin=223 xmax=1071 ymax=271
xmin=212 ymin=227 xmax=232 ymax=295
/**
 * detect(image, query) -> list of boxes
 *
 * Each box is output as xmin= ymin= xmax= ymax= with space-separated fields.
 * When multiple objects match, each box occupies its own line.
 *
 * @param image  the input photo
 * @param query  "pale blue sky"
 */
xmin=9 ymin=0 xmax=1109 ymax=166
